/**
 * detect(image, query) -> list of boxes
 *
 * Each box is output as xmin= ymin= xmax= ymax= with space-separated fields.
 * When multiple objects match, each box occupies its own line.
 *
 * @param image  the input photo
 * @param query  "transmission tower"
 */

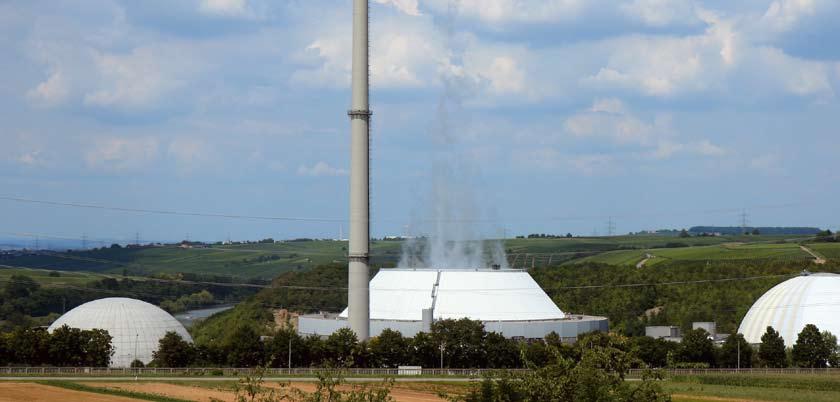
xmin=82 ymin=233 xmax=87 ymax=250
xmin=739 ymin=209 xmax=750 ymax=234
xmin=606 ymin=216 xmax=615 ymax=237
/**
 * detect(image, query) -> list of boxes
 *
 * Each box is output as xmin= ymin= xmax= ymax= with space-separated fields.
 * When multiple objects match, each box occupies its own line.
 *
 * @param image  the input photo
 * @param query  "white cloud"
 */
xmin=199 ymin=0 xmax=248 ymax=17
xmin=760 ymin=0 xmax=818 ymax=34
xmin=754 ymin=47 xmax=834 ymax=97
xmin=292 ymin=17 xmax=441 ymax=89
xmin=567 ymin=154 xmax=615 ymax=175
xmin=620 ymin=0 xmax=698 ymax=27
xmin=297 ymin=161 xmax=348 ymax=177
xmin=27 ymin=70 xmax=69 ymax=105
xmin=374 ymin=0 xmax=421 ymax=16
xmin=589 ymin=98 xmax=626 ymax=114
xmin=425 ymin=0 xmax=586 ymax=24
xmin=749 ymin=153 xmax=783 ymax=172
xmin=167 ymin=137 xmax=211 ymax=175
xmin=85 ymin=137 xmax=159 ymax=171
xmin=84 ymin=46 xmax=192 ymax=109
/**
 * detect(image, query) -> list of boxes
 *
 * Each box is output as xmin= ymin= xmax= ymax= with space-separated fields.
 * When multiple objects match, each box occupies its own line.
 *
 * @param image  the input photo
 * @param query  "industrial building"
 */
xmin=299 ymin=268 xmax=608 ymax=340
xmin=47 ymin=297 xmax=193 ymax=367
xmin=739 ymin=272 xmax=840 ymax=347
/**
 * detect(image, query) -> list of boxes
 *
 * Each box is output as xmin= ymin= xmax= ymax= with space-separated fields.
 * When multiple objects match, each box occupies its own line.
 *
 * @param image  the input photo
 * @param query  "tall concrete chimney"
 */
xmin=347 ymin=0 xmax=370 ymax=341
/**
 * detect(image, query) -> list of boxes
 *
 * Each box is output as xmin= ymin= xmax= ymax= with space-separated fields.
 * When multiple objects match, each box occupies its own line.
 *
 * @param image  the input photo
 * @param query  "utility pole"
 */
xmin=288 ymin=336 xmax=292 ymax=370
xmin=737 ymin=338 xmax=741 ymax=369
xmin=439 ymin=342 xmax=445 ymax=369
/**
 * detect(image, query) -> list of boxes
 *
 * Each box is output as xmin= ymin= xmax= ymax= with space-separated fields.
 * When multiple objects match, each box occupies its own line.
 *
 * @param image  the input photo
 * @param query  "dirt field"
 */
xmin=91 ymin=381 xmax=449 ymax=402
xmin=0 ymin=383 xmax=140 ymax=402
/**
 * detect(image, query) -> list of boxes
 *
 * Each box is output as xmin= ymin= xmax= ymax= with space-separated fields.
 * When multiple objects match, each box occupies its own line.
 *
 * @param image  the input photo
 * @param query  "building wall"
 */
xmin=298 ymin=315 xmax=608 ymax=340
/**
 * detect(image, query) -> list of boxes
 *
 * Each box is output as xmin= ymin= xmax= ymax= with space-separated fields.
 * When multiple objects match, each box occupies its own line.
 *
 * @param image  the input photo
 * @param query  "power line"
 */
xmin=0 ymin=196 xmax=344 ymax=223
xmin=0 ymin=195 xmax=806 ymax=224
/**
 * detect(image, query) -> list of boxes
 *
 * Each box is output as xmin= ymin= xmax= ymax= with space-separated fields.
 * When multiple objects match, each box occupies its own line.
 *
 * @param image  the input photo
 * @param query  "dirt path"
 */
xmin=91 ymin=381 xmax=448 ymax=402
xmin=0 ymin=383 xmax=140 ymax=402
xmin=637 ymin=253 xmax=654 ymax=268
xmin=672 ymin=394 xmax=772 ymax=402
xmin=800 ymin=245 xmax=827 ymax=264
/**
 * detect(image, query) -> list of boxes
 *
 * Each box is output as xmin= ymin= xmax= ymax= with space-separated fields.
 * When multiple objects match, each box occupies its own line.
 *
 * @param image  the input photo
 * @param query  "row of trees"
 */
xmin=0 ymin=325 xmax=113 ymax=367
xmin=635 ymin=325 xmax=840 ymax=369
xmin=154 ymin=322 xmax=840 ymax=370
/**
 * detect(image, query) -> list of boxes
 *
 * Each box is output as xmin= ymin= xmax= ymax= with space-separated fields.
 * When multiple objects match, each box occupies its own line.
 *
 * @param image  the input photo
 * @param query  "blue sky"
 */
xmin=1 ymin=0 xmax=839 ymax=244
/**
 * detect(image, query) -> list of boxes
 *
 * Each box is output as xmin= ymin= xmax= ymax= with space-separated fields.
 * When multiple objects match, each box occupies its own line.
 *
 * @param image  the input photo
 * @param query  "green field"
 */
xmin=0 ymin=234 xmax=825 ymax=280
xmin=806 ymin=242 xmax=840 ymax=259
xmin=2 ymin=241 xmax=402 ymax=280
xmin=572 ymin=241 xmax=812 ymax=267
xmin=0 ymin=266 xmax=106 ymax=286
xmin=666 ymin=373 xmax=840 ymax=402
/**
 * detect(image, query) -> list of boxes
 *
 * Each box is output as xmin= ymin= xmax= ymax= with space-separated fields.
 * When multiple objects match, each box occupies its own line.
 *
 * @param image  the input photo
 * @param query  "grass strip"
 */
xmin=671 ymin=374 xmax=840 ymax=393
xmin=38 ymin=381 xmax=193 ymax=402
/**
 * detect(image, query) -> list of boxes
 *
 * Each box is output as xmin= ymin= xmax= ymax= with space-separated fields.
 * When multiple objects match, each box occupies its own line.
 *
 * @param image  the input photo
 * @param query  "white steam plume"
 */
xmin=398 ymin=0 xmax=508 ymax=270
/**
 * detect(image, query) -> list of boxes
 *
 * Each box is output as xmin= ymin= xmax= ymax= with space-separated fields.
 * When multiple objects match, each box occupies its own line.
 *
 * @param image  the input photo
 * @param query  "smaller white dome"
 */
xmin=48 ymin=297 xmax=193 ymax=367
xmin=739 ymin=273 xmax=840 ymax=347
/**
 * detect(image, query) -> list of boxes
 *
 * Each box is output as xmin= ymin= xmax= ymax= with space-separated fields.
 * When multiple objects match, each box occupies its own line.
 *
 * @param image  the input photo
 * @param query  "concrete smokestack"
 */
xmin=347 ymin=0 xmax=370 ymax=341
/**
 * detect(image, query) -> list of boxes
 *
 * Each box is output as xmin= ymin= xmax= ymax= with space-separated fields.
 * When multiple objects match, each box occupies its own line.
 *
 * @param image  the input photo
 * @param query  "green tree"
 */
xmin=821 ymin=331 xmax=839 ymax=367
xmin=447 ymin=333 xmax=669 ymax=402
xmin=4 ymin=275 xmax=40 ymax=298
xmin=48 ymin=325 xmax=85 ymax=366
xmin=632 ymin=336 xmax=678 ymax=368
xmin=153 ymin=331 xmax=195 ymax=367
xmin=758 ymin=326 xmax=787 ymax=368
xmin=324 ymin=327 xmax=359 ymax=367
xmin=267 ymin=328 xmax=303 ymax=368
xmin=792 ymin=324 xmax=829 ymax=368
xmin=407 ymin=332 xmax=438 ymax=368
xmin=431 ymin=318 xmax=487 ymax=368
xmin=224 ymin=326 xmax=265 ymax=367
xmin=6 ymin=327 xmax=50 ymax=365
xmin=717 ymin=333 xmax=753 ymax=368
xmin=484 ymin=332 xmax=521 ymax=368
xmin=368 ymin=329 xmax=407 ymax=368
xmin=675 ymin=328 xmax=716 ymax=367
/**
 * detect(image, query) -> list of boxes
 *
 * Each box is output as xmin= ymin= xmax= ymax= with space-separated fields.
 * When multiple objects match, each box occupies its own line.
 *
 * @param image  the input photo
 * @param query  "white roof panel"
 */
xmin=436 ymin=270 xmax=565 ymax=321
xmin=340 ymin=269 xmax=565 ymax=322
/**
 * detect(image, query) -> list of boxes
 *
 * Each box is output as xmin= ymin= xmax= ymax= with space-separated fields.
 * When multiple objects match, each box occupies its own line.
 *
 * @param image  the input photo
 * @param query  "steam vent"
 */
xmin=298 ymin=268 xmax=608 ymax=340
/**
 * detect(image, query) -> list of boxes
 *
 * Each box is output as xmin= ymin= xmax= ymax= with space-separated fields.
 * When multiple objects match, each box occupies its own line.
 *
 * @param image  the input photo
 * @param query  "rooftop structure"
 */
xmin=47 ymin=297 xmax=193 ymax=367
xmin=739 ymin=273 xmax=840 ymax=347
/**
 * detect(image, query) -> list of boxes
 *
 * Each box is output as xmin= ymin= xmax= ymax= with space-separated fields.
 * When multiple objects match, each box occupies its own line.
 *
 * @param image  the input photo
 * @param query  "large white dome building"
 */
xmin=48 ymin=297 xmax=193 ymax=367
xmin=739 ymin=273 xmax=840 ymax=347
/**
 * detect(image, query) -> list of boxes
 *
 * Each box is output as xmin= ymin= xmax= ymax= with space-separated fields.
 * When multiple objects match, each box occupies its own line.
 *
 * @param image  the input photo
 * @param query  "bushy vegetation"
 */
xmin=0 ymin=272 xmax=255 ymax=330
xmin=0 ymin=325 xmax=113 ymax=366
xmin=532 ymin=260 xmax=840 ymax=335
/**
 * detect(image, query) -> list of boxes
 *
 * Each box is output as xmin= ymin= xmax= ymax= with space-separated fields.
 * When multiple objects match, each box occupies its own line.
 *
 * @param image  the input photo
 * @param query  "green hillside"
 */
xmin=1 ymin=234 xmax=819 ymax=280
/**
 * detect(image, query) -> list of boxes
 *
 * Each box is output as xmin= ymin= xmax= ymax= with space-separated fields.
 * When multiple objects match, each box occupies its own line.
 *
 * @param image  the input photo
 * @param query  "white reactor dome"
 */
xmin=48 ymin=297 xmax=193 ymax=367
xmin=738 ymin=273 xmax=840 ymax=347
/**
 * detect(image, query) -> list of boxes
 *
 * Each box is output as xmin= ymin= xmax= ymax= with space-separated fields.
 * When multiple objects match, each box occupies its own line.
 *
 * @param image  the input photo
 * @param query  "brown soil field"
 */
xmin=672 ymin=394 xmax=770 ymax=402
xmin=92 ymin=381 xmax=450 ymax=402
xmin=0 ymin=383 xmax=141 ymax=402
